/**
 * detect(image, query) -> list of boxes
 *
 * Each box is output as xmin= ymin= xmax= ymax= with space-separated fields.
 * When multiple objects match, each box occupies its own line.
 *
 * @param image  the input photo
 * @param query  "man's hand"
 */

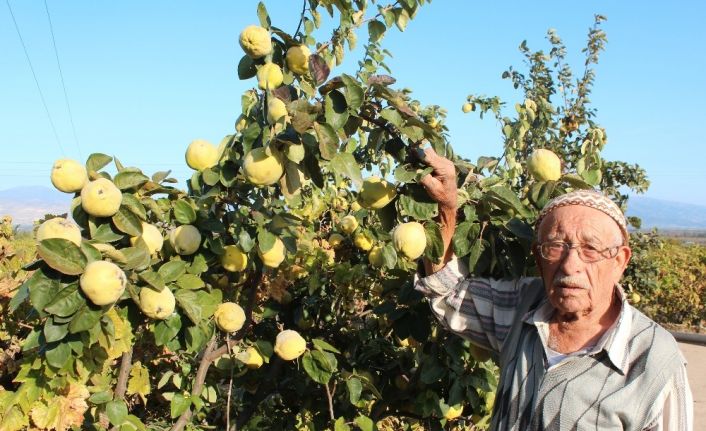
xmin=416 ymin=145 xmax=458 ymax=273
xmin=418 ymin=146 xmax=458 ymax=212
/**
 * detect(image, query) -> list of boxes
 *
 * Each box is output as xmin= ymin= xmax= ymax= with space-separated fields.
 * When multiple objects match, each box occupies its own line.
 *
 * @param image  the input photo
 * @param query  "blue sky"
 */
xmin=2 ymin=1 xmax=705 ymax=206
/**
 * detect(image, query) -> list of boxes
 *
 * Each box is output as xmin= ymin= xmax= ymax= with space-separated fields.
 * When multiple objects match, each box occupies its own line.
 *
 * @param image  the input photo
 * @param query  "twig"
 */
xmin=325 ymin=381 xmax=335 ymax=421
xmin=226 ymin=334 xmax=233 ymax=431
xmin=108 ymin=348 xmax=133 ymax=431
xmin=170 ymin=337 xmax=217 ymax=431
xmin=293 ymin=0 xmax=307 ymax=38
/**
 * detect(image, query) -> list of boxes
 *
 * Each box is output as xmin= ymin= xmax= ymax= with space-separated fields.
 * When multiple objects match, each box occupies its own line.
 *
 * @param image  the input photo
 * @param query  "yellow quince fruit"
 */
xmin=445 ymin=404 xmax=464 ymax=420
xmin=80 ymin=260 xmax=127 ymax=306
xmin=222 ymin=245 xmax=248 ymax=272
xmin=392 ymin=222 xmax=426 ymax=260
xmin=36 ymin=217 xmax=82 ymax=246
xmin=237 ymin=346 xmax=264 ymax=369
xmin=130 ymin=222 xmax=164 ymax=255
xmin=462 ymin=102 xmax=475 ymax=113
xmin=353 ymin=231 xmax=374 ymax=251
xmin=80 ymin=178 xmax=122 ymax=217
xmin=286 ymin=45 xmax=311 ymax=75
xmin=50 ymin=158 xmax=87 ymax=193
xmin=274 ymin=329 xmax=306 ymax=360
xmin=242 ymin=147 xmax=284 ymax=186
xmin=266 ymin=97 xmax=288 ymax=124
xmin=527 ymin=148 xmax=561 ymax=182
xmin=214 ymin=302 xmax=246 ymax=333
xmin=368 ymin=244 xmax=384 ymax=268
xmin=139 ymin=286 xmax=175 ymax=320
xmin=169 ymin=225 xmax=201 ymax=255
xmin=185 ymin=139 xmax=219 ymax=171
xmin=339 ymin=215 xmax=359 ymax=235
xmin=258 ymin=236 xmax=285 ymax=268
xmin=257 ymin=62 xmax=283 ymax=90
xmin=239 ymin=25 xmax=272 ymax=59
xmin=328 ymin=233 xmax=345 ymax=249
xmin=358 ymin=176 xmax=397 ymax=209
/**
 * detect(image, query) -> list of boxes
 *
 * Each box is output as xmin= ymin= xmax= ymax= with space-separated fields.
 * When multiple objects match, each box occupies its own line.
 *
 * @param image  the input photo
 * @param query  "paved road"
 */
xmin=679 ymin=342 xmax=705 ymax=430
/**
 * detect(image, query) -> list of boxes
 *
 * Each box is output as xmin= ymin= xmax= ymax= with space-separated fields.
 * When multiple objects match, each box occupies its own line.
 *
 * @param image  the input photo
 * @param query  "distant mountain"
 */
xmin=0 ymin=186 xmax=73 ymax=229
xmin=1 ymin=186 xmax=704 ymax=231
xmin=626 ymin=196 xmax=706 ymax=230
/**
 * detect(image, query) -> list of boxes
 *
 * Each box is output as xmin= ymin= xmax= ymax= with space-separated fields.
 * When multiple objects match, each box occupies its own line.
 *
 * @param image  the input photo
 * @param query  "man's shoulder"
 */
xmin=626 ymin=305 xmax=683 ymax=369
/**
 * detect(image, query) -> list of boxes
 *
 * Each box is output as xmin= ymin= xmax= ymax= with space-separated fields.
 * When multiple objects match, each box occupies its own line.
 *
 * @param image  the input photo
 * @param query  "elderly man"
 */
xmin=415 ymin=148 xmax=693 ymax=430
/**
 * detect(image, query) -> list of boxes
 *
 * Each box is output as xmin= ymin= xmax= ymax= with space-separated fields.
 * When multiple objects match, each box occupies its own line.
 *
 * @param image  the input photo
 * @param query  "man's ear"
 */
xmin=613 ymin=245 xmax=632 ymax=280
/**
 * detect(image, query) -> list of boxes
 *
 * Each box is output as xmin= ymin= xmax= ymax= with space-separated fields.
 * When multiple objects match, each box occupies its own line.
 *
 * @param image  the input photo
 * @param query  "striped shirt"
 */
xmin=415 ymin=257 xmax=693 ymax=430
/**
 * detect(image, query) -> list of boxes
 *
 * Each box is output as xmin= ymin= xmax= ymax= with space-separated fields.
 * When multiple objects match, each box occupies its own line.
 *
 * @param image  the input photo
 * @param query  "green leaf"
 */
xmin=43 ymin=317 xmax=69 ymax=343
xmin=154 ymin=314 xmax=182 ymax=346
xmin=106 ymin=399 xmax=128 ymax=425
xmin=187 ymin=254 xmax=208 ymax=275
xmin=121 ymin=193 xmax=147 ymax=220
xmin=237 ymin=55 xmax=257 ymax=80
xmin=314 ymin=122 xmax=338 ymax=160
xmin=394 ymin=7 xmax=410 ymax=31
xmin=354 ymin=415 xmax=374 ymax=431
xmin=27 ymin=268 xmax=60 ymax=316
xmin=80 ymin=242 xmax=102 ymax=263
xmin=139 ymin=271 xmax=166 ymax=291
xmin=329 ymin=152 xmax=362 ymax=188
xmin=175 ymin=290 xmax=201 ymax=324
xmin=581 ymin=168 xmax=602 ymax=186
xmin=69 ymin=303 xmax=104 ymax=334
xmin=562 ymin=173 xmax=594 ymax=190
xmin=302 ymin=351 xmax=334 ymax=384
xmin=185 ymin=325 xmax=208 ymax=353
xmin=312 ymin=338 xmax=341 ymax=354
xmin=8 ymin=279 xmax=29 ymax=312
xmin=258 ymin=230 xmax=277 ymax=253
xmin=335 ymin=417 xmax=351 ymax=431
xmin=176 ymin=274 xmax=205 ymax=290
xmin=368 ymin=20 xmax=386 ymax=42
xmin=341 ymin=75 xmax=364 ymax=111
xmin=88 ymin=391 xmax=112 ymax=404
xmin=397 ymin=190 xmax=438 ymax=221
xmin=37 ymin=238 xmax=87 ymax=276
xmin=506 ymin=218 xmax=534 ymax=240
xmin=346 ymin=377 xmax=362 ymax=404
xmin=158 ymin=260 xmax=187 ymax=283
xmin=486 ymin=185 xmax=529 ymax=217
xmin=121 ymin=244 xmax=151 ymax=271
xmin=44 ymin=284 xmax=83 ymax=317
xmin=452 ymin=221 xmax=475 ymax=258
xmin=325 ymin=90 xmax=349 ymax=130
xmin=467 ymin=240 xmax=483 ymax=271
xmin=114 ymin=171 xmax=149 ymax=190
xmin=256 ymin=1 xmax=271 ymax=28
xmin=170 ymin=393 xmax=191 ymax=418
xmin=86 ymin=153 xmax=113 ymax=172
xmin=173 ymin=200 xmax=197 ymax=224
xmin=45 ymin=341 xmax=71 ymax=369
xmin=91 ymin=223 xmax=124 ymax=243
xmin=424 ymin=222 xmax=444 ymax=263
xmin=381 ymin=243 xmax=398 ymax=269
xmin=112 ymin=206 xmax=143 ymax=237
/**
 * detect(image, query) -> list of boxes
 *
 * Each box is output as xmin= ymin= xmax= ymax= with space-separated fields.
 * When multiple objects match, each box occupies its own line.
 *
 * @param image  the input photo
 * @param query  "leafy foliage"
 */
xmin=0 ymin=3 xmax=658 ymax=431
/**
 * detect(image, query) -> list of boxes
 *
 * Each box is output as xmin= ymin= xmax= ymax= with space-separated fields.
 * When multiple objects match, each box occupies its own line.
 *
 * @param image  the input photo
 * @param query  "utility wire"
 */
xmin=5 ymin=0 xmax=66 ymax=156
xmin=44 ymin=0 xmax=81 ymax=158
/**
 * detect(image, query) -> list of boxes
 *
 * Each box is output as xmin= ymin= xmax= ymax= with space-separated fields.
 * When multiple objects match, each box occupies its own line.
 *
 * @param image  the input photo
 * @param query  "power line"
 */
xmin=5 ymin=0 xmax=66 ymax=156
xmin=44 ymin=0 xmax=81 ymax=158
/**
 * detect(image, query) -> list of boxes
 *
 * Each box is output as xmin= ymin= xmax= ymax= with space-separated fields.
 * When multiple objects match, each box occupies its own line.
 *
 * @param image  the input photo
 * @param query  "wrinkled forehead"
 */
xmin=537 ymin=205 xmax=622 ymax=243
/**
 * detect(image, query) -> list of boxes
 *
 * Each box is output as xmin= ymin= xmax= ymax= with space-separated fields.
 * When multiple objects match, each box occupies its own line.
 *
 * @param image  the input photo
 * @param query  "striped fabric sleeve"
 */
xmin=642 ymin=359 xmax=693 ymax=431
xmin=415 ymin=256 xmax=529 ymax=353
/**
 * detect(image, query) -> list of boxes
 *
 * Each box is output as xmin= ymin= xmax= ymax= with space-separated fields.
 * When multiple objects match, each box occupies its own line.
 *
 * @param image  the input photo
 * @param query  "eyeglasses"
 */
xmin=538 ymin=241 xmax=622 ymax=263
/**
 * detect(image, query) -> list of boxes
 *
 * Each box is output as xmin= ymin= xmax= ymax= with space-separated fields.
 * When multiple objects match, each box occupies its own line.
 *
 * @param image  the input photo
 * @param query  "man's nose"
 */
xmin=559 ymin=245 xmax=584 ymax=272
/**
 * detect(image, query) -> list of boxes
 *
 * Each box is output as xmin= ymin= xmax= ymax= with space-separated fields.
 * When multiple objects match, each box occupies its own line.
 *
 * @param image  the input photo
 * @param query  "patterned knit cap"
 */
xmin=535 ymin=190 xmax=628 ymax=243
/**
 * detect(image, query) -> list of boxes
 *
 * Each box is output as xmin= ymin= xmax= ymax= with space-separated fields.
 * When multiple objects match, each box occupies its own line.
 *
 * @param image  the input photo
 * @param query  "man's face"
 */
xmin=535 ymin=205 xmax=631 ymax=316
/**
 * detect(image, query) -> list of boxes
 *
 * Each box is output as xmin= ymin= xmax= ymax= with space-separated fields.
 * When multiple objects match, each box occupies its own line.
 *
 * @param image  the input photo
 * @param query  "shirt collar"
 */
xmin=522 ymin=285 xmax=633 ymax=375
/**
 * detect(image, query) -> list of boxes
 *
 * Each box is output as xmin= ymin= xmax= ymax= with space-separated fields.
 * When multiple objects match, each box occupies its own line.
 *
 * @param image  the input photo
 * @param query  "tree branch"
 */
xmin=325 ymin=381 xmax=335 ymax=421
xmin=293 ymin=0 xmax=307 ymax=38
xmin=108 ymin=348 xmax=133 ymax=431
